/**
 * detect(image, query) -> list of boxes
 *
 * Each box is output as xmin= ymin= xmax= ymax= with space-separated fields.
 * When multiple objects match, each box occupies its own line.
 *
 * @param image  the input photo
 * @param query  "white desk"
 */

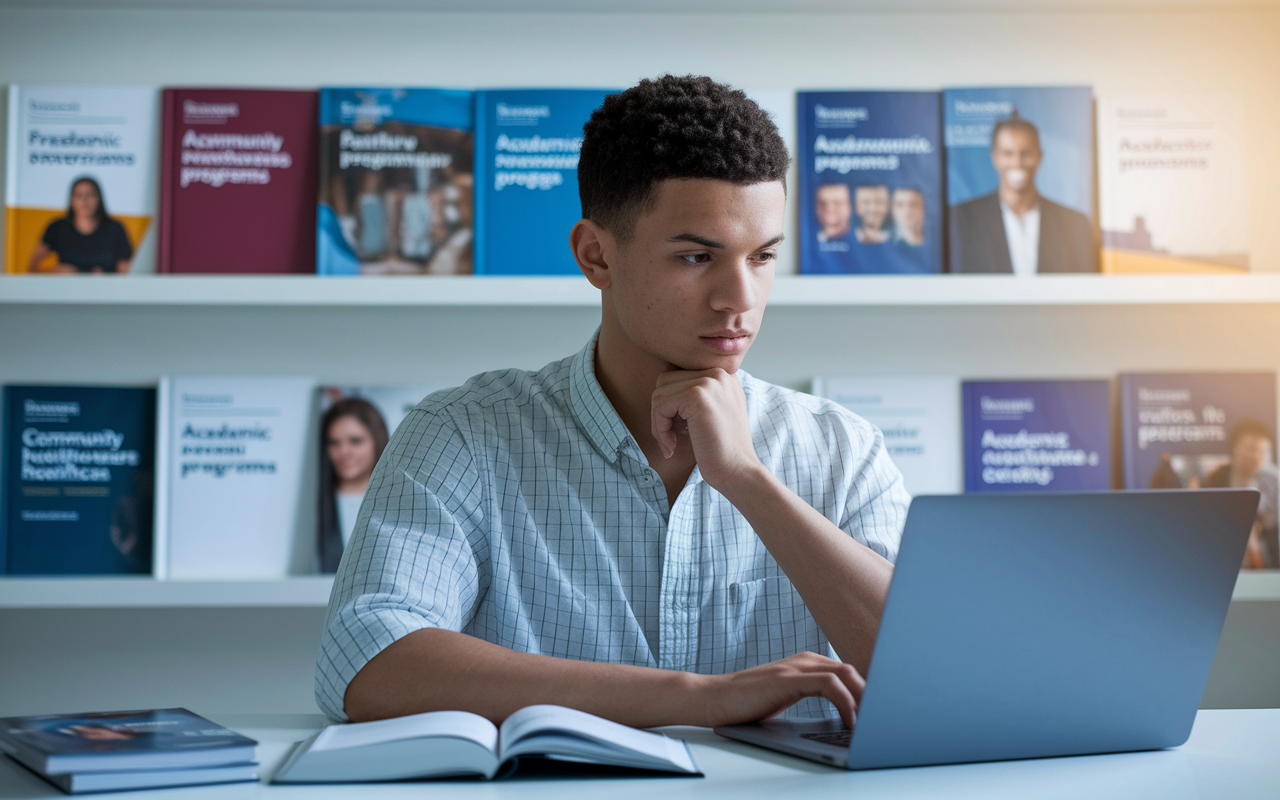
xmin=1 ymin=709 xmax=1276 ymax=799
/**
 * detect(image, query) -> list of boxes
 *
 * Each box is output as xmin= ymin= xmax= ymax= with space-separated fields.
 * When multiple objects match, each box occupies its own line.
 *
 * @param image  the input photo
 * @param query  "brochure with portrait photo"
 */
xmin=944 ymin=86 xmax=1097 ymax=275
xmin=316 ymin=384 xmax=449 ymax=572
xmin=5 ymin=85 xmax=158 ymax=274
xmin=1098 ymin=95 xmax=1249 ymax=274
xmin=798 ymin=91 xmax=944 ymax=274
xmin=1120 ymin=372 xmax=1277 ymax=569
xmin=1119 ymin=372 xmax=1276 ymax=490
xmin=317 ymin=87 xmax=474 ymax=276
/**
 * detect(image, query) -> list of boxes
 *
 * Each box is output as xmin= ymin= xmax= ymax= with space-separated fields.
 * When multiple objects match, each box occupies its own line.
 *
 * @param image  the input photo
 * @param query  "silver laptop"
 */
xmin=715 ymin=490 xmax=1259 ymax=770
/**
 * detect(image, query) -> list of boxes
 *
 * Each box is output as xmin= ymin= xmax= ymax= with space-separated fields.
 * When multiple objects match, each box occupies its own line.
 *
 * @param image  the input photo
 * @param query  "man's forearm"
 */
xmin=718 ymin=464 xmax=894 ymax=674
xmin=344 ymin=627 xmax=866 ymax=728
xmin=345 ymin=627 xmax=700 ymax=725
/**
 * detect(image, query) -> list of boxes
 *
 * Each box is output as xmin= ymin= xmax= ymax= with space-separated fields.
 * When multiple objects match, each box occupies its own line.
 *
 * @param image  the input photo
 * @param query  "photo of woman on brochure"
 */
xmin=27 ymin=177 xmax=134 ymax=274
xmin=317 ymin=394 xmax=389 ymax=573
xmin=316 ymin=384 xmax=448 ymax=571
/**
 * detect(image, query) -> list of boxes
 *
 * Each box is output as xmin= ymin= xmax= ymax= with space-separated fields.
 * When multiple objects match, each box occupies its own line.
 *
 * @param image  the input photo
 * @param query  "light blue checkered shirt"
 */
xmin=316 ymin=332 xmax=909 ymax=721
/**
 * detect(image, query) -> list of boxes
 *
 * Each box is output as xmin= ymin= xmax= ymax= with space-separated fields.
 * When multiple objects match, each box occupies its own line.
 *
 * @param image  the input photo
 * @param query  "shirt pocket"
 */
xmin=722 ymin=576 xmax=823 ymax=670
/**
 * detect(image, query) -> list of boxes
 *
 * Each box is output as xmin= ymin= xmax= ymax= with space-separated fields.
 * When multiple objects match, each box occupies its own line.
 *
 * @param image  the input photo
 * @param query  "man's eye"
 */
xmin=753 ymin=251 xmax=777 ymax=263
xmin=680 ymin=253 xmax=712 ymax=264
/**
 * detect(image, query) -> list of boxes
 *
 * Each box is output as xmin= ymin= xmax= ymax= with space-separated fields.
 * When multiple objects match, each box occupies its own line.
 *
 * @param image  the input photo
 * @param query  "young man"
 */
xmin=316 ymin=75 xmax=909 ymax=730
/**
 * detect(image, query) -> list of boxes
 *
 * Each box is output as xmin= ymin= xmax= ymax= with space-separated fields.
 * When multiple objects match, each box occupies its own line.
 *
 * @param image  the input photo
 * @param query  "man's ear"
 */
xmin=571 ymin=218 xmax=614 ymax=290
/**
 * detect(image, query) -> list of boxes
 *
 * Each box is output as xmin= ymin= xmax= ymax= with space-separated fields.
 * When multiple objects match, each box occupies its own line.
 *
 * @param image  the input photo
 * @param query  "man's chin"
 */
xmin=668 ymin=351 xmax=749 ymax=374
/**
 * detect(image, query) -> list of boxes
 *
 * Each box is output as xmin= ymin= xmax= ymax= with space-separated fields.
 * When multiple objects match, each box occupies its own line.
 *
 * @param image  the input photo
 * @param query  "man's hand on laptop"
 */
xmin=696 ymin=651 xmax=864 ymax=729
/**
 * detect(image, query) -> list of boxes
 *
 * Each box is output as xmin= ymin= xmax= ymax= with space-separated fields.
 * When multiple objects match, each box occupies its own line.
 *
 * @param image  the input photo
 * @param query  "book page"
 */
xmin=498 ymin=706 xmax=696 ymax=773
xmin=310 ymin=710 xmax=497 ymax=753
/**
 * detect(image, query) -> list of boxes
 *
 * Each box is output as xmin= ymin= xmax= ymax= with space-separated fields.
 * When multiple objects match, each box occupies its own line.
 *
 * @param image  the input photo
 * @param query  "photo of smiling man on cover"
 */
xmin=316 ymin=75 xmax=909 ymax=731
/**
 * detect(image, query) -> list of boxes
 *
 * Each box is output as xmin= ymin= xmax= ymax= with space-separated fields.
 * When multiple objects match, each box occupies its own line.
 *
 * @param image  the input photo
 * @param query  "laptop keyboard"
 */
xmin=800 ymin=730 xmax=853 ymax=748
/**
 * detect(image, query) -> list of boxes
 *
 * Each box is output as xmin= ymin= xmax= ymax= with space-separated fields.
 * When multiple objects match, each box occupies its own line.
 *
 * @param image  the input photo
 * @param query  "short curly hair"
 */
xmin=578 ymin=75 xmax=789 ymax=241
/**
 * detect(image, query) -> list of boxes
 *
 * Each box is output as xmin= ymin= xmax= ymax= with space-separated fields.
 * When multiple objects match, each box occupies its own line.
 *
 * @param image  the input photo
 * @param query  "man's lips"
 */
xmin=700 ymin=332 xmax=751 ymax=353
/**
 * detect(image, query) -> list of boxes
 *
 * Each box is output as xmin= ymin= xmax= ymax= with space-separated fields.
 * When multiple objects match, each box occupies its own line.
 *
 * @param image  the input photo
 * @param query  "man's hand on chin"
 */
xmin=650 ymin=367 xmax=765 ymax=492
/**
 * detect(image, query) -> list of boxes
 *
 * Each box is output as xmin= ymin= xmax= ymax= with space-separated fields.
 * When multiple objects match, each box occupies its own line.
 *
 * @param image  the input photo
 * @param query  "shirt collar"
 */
xmin=569 ymin=329 xmax=632 ymax=463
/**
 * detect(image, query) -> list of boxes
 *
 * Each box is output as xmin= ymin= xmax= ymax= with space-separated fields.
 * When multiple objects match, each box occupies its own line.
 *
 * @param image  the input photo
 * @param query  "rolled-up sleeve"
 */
xmin=831 ymin=411 xmax=910 ymax=566
xmin=314 ymin=405 xmax=487 ymax=721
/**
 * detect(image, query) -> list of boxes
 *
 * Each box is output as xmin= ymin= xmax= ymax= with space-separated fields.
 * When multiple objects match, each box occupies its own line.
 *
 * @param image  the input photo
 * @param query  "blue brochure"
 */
xmin=1119 ymin=372 xmax=1277 ymax=490
xmin=2 ymin=385 xmax=155 ymax=574
xmin=474 ymin=88 xmax=614 ymax=275
xmin=317 ymin=87 xmax=474 ymax=276
xmin=797 ymin=91 xmax=943 ymax=274
xmin=963 ymin=380 xmax=1111 ymax=492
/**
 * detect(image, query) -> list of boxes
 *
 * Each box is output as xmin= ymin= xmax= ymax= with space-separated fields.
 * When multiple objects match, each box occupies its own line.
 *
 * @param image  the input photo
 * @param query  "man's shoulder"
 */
xmin=415 ymin=356 xmax=574 ymax=419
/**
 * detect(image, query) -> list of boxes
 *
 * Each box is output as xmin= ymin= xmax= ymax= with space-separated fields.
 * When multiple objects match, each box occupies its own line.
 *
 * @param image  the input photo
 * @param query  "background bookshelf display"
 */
xmin=2 ymin=0 xmax=1279 ymax=717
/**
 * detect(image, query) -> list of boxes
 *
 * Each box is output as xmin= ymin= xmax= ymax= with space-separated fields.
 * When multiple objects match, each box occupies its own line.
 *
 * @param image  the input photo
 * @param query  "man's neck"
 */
xmin=594 ymin=317 xmax=668 ymax=447
xmin=593 ymin=316 xmax=698 ymax=492
xmin=998 ymin=185 xmax=1039 ymax=216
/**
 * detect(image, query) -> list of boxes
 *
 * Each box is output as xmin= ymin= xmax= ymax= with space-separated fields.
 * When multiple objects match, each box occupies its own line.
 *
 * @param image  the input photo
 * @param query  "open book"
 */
xmin=271 ymin=705 xmax=702 ymax=783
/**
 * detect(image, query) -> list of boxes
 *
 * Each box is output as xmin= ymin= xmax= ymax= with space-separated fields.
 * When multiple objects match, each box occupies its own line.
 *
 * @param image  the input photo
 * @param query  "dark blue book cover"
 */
xmin=1119 ymin=373 xmax=1277 ymax=490
xmin=474 ymin=88 xmax=614 ymax=275
xmin=944 ymin=86 xmax=1097 ymax=274
xmin=963 ymin=380 xmax=1111 ymax=493
xmin=797 ymin=91 xmax=943 ymax=275
xmin=0 ymin=709 xmax=255 ymax=759
xmin=316 ymin=87 xmax=474 ymax=276
xmin=2 ymin=386 xmax=155 ymax=574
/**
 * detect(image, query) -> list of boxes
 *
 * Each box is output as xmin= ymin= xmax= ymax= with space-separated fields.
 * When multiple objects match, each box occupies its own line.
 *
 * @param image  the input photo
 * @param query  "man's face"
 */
xmin=854 ymin=186 xmax=889 ymax=231
xmin=891 ymin=189 xmax=924 ymax=236
xmin=991 ymin=127 xmax=1042 ymax=193
xmin=604 ymin=178 xmax=785 ymax=373
xmin=815 ymin=184 xmax=852 ymax=237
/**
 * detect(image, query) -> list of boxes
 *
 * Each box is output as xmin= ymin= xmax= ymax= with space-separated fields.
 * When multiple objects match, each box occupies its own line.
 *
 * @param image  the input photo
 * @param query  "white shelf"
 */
xmin=0 ymin=576 xmax=335 ymax=608
xmin=0 ymin=572 xmax=1276 ymax=608
xmin=4 ymin=273 xmax=1280 ymax=308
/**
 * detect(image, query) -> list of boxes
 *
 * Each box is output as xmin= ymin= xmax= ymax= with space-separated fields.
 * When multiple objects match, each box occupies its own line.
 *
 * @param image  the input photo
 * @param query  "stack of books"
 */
xmin=0 ymin=709 xmax=258 ymax=794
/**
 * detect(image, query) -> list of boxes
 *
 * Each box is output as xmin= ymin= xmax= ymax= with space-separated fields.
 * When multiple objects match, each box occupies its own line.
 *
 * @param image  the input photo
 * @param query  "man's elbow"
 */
xmin=341 ymin=628 xmax=455 ymax=723
xmin=343 ymin=668 xmax=385 ymax=723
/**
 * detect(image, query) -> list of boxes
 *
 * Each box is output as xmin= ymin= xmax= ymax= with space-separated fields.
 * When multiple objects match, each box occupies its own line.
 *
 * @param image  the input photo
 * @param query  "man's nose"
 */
xmin=710 ymin=260 xmax=758 ymax=313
